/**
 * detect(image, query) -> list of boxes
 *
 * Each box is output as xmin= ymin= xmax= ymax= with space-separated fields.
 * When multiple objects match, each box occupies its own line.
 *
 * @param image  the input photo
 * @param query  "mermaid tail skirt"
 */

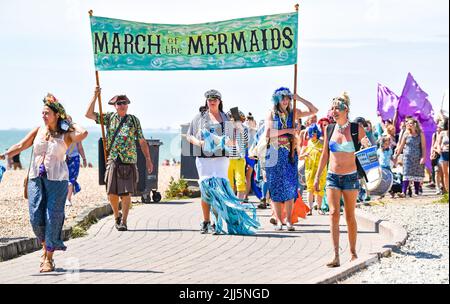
xmin=199 ymin=177 xmax=260 ymax=235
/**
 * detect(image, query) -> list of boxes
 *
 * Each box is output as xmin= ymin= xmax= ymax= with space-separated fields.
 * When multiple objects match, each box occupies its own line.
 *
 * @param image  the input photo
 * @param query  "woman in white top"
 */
xmin=0 ymin=94 xmax=88 ymax=273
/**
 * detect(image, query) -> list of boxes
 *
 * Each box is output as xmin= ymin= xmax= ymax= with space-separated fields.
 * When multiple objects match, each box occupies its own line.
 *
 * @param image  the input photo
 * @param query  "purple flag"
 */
xmin=397 ymin=73 xmax=437 ymax=171
xmin=377 ymin=83 xmax=399 ymax=121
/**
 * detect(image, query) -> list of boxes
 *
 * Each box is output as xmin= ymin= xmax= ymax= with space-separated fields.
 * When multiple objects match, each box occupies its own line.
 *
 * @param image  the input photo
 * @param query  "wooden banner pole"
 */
xmin=290 ymin=3 xmax=300 ymax=162
xmin=89 ymin=10 xmax=108 ymax=165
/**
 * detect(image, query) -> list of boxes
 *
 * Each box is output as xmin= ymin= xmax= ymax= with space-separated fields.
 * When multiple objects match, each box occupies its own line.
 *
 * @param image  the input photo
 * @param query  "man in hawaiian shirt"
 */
xmin=86 ymin=87 xmax=153 ymax=231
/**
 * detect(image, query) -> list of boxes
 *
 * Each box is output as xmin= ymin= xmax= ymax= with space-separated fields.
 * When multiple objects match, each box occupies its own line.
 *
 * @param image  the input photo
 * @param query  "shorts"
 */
xmin=440 ymin=152 xmax=449 ymax=162
xmin=105 ymin=158 xmax=138 ymax=196
xmin=228 ymin=158 xmax=247 ymax=192
xmin=326 ymin=171 xmax=360 ymax=191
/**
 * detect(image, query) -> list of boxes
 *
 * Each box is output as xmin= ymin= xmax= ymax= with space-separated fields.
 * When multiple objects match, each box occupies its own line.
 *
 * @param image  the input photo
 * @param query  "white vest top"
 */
xmin=29 ymin=127 xmax=69 ymax=181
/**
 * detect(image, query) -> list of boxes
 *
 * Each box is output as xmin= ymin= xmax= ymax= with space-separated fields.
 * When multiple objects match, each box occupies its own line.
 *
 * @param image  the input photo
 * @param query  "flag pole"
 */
xmin=89 ymin=10 xmax=108 ymax=165
xmin=290 ymin=3 xmax=299 ymax=162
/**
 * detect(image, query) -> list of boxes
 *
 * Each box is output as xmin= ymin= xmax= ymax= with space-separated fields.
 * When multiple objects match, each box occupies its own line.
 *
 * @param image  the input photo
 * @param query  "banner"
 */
xmin=90 ymin=12 xmax=298 ymax=71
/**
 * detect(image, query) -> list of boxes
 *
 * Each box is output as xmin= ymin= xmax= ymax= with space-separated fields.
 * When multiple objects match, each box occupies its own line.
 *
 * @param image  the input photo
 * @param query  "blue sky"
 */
xmin=0 ymin=0 xmax=448 ymax=130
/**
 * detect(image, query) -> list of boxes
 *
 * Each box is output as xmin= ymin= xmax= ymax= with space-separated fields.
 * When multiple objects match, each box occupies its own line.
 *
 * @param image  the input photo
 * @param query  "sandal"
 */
xmin=40 ymin=252 xmax=47 ymax=267
xmin=350 ymin=253 xmax=358 ymax=262
xmin=326 ymin=256 xmax=340 ymax=268
xmin=40 ymin=259 xmax=55 ymax=273
xmin=318 ymin=210 xmax=325 ymax=215
xmin=257 ymin=202 xmax=267 ymax=209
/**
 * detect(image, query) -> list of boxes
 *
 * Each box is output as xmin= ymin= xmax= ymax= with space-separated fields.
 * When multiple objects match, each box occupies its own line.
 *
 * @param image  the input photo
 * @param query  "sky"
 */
xmin=0 ymin=0 xmax=448 ymax=130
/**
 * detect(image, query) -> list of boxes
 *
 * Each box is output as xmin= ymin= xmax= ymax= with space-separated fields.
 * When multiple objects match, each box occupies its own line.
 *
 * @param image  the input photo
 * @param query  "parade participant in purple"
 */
xmin=186 ymin=89 xmax=259 ymax=235
xmin=314 ymin=92 xmax=370 ymax=267
xmin=265 ymin=87 xmax=318 ymax=231
xmin=1 ymin=94 xmax=88 ymax=272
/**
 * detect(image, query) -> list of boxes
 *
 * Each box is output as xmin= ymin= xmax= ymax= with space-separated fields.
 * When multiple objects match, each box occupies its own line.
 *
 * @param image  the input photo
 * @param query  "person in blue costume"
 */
xmin=186 ymin=89 xmax=260 ymax=235
xmin=0 ymin=163 xmax=5 ymax=183
xmin=265 ymin=87 xmax=318 ymax=231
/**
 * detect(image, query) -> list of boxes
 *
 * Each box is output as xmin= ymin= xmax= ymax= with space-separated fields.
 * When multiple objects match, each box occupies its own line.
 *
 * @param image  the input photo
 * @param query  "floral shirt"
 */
xmin=95 ymin=112 xmax=144 ymax=164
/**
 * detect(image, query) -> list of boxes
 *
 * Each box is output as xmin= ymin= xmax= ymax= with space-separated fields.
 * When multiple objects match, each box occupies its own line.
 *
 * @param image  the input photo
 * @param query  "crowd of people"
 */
xmin=0 ymin=86 xmax=447 ymax=273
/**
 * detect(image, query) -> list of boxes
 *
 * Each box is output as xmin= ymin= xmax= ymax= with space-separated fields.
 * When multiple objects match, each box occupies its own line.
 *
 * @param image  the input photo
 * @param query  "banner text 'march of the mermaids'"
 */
xmin=93 ymin=27 xmax=295 ymax=56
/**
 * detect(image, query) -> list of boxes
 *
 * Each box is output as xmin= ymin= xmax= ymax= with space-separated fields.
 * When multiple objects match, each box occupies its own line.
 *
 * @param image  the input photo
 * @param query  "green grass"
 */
xmin=434 ymin=193 xmax=449 ymax=204
xmin=71 ymin=216 xmax=98 ymax=238
xmin=71 ymin=226 xmax=88 ymax=238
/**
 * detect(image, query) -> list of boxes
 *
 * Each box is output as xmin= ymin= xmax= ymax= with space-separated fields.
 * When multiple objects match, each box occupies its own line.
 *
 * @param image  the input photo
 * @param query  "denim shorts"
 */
xmin=440 ymin=151 xmax=449 ymax=162
xmin=326 ymin=171 xmax=360 ymax=191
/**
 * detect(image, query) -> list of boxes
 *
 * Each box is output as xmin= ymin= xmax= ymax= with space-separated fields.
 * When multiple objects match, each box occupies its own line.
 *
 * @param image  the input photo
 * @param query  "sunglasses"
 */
xmin=116 ymin=101 xmax=128 ymax=106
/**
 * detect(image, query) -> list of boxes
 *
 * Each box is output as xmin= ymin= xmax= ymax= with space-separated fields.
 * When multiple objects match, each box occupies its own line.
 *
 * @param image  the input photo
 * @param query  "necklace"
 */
xmin=337 ymin=121 xmax=350 ymax=133
xmin=45 ymin=128 xmax=59 ymax=141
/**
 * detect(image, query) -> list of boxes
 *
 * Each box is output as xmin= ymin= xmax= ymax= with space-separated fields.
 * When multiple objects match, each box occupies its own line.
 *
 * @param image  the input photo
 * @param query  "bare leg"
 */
xmin=121 ymin=195 xmax=131 ymax=224
xmin=40 ymin=242 xmax=47 ymax=265
xmin=342 ymin=190 xmax=359 ymax=261
xmin=316 ymin=194 xmax=323 ymax=209
xmin=201 ymin=200 xmax=211 ymax=222
xmin=237 ymin=191 xmax=246 ymax=200
xmin=441 ymin=162 xmax=449 ymax=193
xmin=307 ymin=191 xmax=314 ymax=213
xmin=67 ymin=184 xmax=74 ymax=202
xmin=285 ymin=199 xmax=294 ymax=224
xmin=327 ymin=188 xmax=342 ymax=267
xmin=108 ymin=194 xmax=121 ymax=219
xmin=272 ymin=202 xmax=284 ymax=225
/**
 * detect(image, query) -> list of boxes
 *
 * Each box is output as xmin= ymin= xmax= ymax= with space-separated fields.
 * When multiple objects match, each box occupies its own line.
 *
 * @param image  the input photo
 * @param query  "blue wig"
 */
xmin=307 ymin=123 xmax=322 ymax=139
xmin=272 ymin=87 xmax=293 ymax=105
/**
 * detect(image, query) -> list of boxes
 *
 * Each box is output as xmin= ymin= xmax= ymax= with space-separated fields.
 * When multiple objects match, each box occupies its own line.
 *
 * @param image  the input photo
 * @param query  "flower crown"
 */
xmin=272 ymin=87 xmax=293 ymax=105
xmin=43 ymin=93 xmax=67 ymax=120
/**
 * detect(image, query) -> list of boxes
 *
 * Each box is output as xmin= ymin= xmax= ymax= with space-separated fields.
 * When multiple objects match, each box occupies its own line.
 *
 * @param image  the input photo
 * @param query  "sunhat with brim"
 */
xmin=108 ymin=95 xmax=131 ymax=105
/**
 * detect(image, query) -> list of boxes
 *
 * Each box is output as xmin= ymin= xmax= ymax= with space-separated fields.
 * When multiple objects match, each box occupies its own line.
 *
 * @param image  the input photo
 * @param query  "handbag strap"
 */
xmin=26 ymin=146 xmax=34 ymax=180
xmin=107 ymin=114 xmax=128 ymax=155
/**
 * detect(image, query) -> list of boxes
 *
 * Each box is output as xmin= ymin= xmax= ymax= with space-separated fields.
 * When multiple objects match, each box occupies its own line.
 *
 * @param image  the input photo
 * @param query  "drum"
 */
xmin=367 ymin=168 xmax=393 ymax=197
xmin=355 ymin=146 xmax=379 ymax=171
xmin=355 ymin=145 xmax=381 ymax=187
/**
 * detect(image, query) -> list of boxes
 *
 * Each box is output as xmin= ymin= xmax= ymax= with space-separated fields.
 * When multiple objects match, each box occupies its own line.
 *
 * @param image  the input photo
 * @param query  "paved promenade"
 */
xmin=0 ymin=197 xmax=390 ymax=284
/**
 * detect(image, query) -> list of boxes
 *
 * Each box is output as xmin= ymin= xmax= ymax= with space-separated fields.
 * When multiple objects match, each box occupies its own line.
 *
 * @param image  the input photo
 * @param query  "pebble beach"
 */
xmin=0 ymin=166 xmax=180 ymax=243
xmin=342 ymin=195 xmax=449 ymax=284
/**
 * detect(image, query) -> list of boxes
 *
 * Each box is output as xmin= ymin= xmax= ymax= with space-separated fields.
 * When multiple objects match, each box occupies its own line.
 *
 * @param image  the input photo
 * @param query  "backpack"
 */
xmin=326 ymin=122 xmax=368 ymax=182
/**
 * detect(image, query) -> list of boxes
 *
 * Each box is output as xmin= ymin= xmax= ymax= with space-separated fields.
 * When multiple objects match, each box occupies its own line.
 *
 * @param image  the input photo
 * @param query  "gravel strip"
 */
xmin=0 ymin=166 xmax=179 ymax=243
xmin=342 ymin=195 xmax=449 ymax=284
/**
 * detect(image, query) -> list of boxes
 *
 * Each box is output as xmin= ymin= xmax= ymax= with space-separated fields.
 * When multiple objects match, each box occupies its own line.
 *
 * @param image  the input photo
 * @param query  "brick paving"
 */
xmin=0 ymin=197 xmax=390 ymax=284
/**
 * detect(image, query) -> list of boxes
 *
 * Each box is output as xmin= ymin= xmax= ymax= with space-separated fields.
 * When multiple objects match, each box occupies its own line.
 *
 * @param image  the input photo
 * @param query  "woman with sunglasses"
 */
xmin=85 ymin=88 xmax=154 ymax=232
xmin=314 ymin=92 xmax=370 ymax=267
xmin=186 ymin=89 xmax=259 ymax=235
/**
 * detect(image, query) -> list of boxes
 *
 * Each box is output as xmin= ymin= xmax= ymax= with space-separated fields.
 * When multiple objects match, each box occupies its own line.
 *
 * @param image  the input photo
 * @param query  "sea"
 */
xmin=0 ymin=129 xmax=181 ymax=168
